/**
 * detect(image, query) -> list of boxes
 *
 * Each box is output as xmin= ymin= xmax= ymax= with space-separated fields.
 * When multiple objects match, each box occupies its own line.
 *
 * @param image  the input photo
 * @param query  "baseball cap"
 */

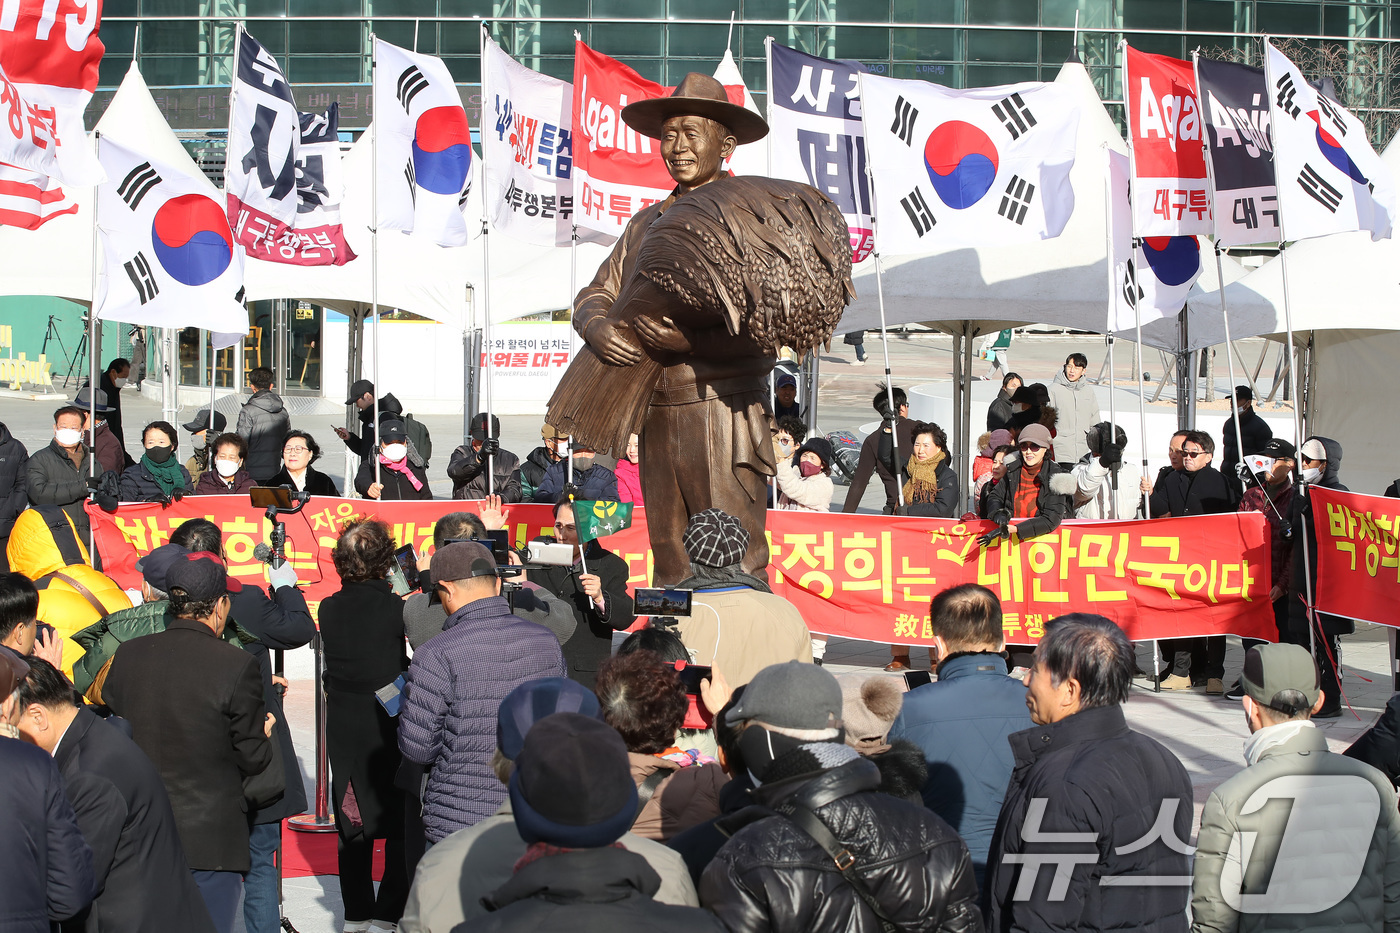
xmin=1300 ymin=438 xmax=1328 ymax=461
xmin=1242 ymin=643 xmax=1320 ymax=713
xmin=379 ymin=420 xmax=408 ymax=443
xmin=166 ymin=551 xmax=242 ymax=600
xmin=431 ymin=541 xmax=497 ymax=584
xmin=1018 ymin=423 xmax=1053 ymax=449
xmin=1259 ymin=439 xmax=1296 ymax=461
xmin=470 ymin=413 xmax=500 ymax=442
xmin=497 ymin=678 xmax=603 ymax=761
xmin=725 ymin=660 xmax=842 ymax=731
xmin=181 ymin=409 xmax=227 ymax=434
xmin=134 ymin=543 xmax=190 ymax=593
xmin=345 ymin=379 xmax=375 ymax=405
xmin=1234 ymin=385 xmax=1254 ymax=401
xmin=541 ymin=423 xmax=567 ymax=442
xmin=0 ymin=645 xmax=30 ymax=699
xmin=776 ymin=373 xmax=797 ymax=389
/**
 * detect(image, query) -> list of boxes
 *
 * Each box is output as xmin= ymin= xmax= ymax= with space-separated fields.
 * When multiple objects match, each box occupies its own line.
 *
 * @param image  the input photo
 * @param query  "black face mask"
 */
xmin=146 ymin=445 xmax=173 ymax=464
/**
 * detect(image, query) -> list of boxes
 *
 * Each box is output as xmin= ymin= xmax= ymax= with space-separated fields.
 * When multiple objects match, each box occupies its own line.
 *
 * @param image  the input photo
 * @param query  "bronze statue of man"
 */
xmin=548 ymin=73 xmax=852 ymax=584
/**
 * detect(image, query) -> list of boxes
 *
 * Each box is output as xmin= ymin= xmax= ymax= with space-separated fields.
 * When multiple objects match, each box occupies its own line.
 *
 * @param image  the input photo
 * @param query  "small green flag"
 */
xmin=572 ymin=498 xmax=634 ymax=543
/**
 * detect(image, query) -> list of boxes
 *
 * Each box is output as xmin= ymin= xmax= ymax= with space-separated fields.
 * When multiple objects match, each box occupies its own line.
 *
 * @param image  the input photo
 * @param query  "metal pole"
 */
xmin=369 ymin=37 xmax=381 ymax=489
xmin=87 ymin=132 xmax=102 ymax=558
xmin=287 ymin=633 xmax=334 ymax=833
xmin=479 ymin=23 xmax=496 ymax=496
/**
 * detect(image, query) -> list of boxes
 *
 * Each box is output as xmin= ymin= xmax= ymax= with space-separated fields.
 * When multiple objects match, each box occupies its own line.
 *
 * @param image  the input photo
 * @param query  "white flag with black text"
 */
xmin=1107 ymin=148 xmax=1203 ymax=331
xmin=95 ymin=137 xmax=247 ymax=333
xmin=860 ymin=74 xmax=1079 ymax=253
xmin=1264 ymin=39 xmax=1394 ymax=241
xmin=372 ymin=38 xmax=475 ymax=247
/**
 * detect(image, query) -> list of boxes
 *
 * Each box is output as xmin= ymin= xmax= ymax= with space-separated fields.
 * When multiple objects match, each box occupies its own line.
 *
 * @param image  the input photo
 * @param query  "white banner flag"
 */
xmin=95 ymin=138 xmax=247 ymax=333
xmin=713 ymin=49 xmax=766 ymax=177
xmin=481 ymin=30 xmax=574 ymax=247
xmin=0 ymin=62 xmax=62 ymax=178
xmin=860 ymin=73 xmax=1079 ymax=254
xmin=1264 ymin=39 xmax=1394 ymax=242
xmin=1108 ymin=148 xmax=1202 ymax=331
xmin=372 ymin=38 xmax=475 ymax=247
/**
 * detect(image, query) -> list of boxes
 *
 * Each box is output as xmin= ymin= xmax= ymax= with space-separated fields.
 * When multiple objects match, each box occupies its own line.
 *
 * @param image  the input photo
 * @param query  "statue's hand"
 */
xmin=588 ymin=318 xmax=644 ymax=366
xmin=634 ymin=315 xmax=694 ymax=355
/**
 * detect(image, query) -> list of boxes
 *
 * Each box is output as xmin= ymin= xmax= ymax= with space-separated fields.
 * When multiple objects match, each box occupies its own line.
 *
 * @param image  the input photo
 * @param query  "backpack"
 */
xmin=403 ymin=413 xmax=432 ymax=465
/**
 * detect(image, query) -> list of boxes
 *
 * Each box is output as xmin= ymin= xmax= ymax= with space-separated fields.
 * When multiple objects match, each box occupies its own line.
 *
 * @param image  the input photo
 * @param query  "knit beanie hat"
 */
xmin=509 ymin=713 xmax=638 ymax=849
xmin=837 ymin=674 xmax=904 ymax=755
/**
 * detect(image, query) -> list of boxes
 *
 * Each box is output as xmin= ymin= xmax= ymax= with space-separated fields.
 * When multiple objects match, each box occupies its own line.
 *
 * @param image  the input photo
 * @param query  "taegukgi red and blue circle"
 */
xmin=1141 ymin=236 xmax=1200 ymax=287
xmin=151 ymin=194 xmax=234 ymax=287
xmin=412 ymin=105 xmax=473 ymax=194
xmin=923 ymin=121 xmax=999 ymax=210
xmin=1308 ymin=110 xmax=1368 ymax=185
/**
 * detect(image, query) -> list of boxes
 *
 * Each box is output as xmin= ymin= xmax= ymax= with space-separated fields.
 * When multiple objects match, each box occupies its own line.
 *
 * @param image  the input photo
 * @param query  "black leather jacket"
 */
xmin=700 ymin=757 xmax=984 ymax=933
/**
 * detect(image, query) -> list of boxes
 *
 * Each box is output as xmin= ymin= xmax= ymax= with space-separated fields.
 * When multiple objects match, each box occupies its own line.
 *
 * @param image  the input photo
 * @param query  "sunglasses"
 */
xmin=1181 ymin=449 xmax=1207 ymax=458
xmin=1017 ymin=442 xmax=1043 ymax=451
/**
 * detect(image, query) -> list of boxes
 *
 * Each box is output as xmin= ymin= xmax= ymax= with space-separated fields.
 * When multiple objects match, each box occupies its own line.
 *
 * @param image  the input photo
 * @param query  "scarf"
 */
xmin=903 ymin=449 xmax=946 ymax=505
xmin=141 ymin=451 xmax=188 ymax=495
xmin=513 ymin=841 xmax=625 ymax=873
xmin=1243 ymin=719 xmax=1315 ymax=766
xmin=676 ymin=562 xmax=773 ymax=594
xmin=378 ymin=453 xmax=424 ymax=491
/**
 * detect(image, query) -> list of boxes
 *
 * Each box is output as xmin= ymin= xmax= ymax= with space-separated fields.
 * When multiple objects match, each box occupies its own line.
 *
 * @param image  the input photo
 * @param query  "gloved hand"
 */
xmin=268 ymin=559 xmax=299 ymax=590
xmin=479 ymin=437 xmax=501 ymax=459
xmin=1236 ymin=461 xmax=1254 ymax=482
xmin=976 ymin=510 xmax=1011 ymax=548
xmin=1098 ymin=442 xmax=1122 ymax=469
xmin=86 ymin=475 xmax=102 ymax=490
xmin=170 ymin=488 xmax=185 ymax=503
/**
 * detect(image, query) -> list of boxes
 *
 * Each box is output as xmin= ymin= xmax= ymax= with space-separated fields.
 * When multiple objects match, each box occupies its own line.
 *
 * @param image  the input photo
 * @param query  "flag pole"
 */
xmin=856 ymin=72 xmax=903 ymax=511
xmin=1101 ymin=145 xmax=1119 ymax=519
xmin=1120 ymin=40 xmax=1159 ymax=689
xmin=764 ymin=36 xmax=774 ymax=177
xmin=369 ymin=34 xmax=381 ymax=491
xmin=87 ymin=131 xmax=102 ymax=559
xmin=479 ymin=24 xmax=498 ymax=496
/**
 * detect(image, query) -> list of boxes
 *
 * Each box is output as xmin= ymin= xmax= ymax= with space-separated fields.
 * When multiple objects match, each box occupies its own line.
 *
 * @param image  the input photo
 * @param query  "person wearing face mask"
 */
xmin=532 ymin=442 xmax=618 ymax=504
xmin=98 ymin=358 xmax=131 ymax=447
xmin=118 ymin=422 xmax=192 ymax=503
xmin=266 ymin=430 xmax=339 ymax=496
xmin=26 ymin=406 xmax=96 ymax=545
xmin=774 ymin=437 xmax=834 ymax=512
xmin=1286 ymin=436 xmax=1350 ymax=719
xmin=193 ymin=434 xmax=258 ymax=495
xmin=615 ymin=433 xmax=646 ymax=506
xmin=74 ymin=386 xmax=129 ymax=477
xmin=519 ymin=424 xmax=568 ymax=503
xmin=771 ymin=416 xmax=807 ymax=466
xmin=356 ymin=421 xmax=432 ymax=501
xmin=182 ymin=410 xmax=228 ymax=487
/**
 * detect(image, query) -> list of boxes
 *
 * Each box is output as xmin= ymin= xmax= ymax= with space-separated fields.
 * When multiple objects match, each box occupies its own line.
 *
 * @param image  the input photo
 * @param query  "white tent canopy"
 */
xmin=835 ymin=57 xmax=1248 ymax=346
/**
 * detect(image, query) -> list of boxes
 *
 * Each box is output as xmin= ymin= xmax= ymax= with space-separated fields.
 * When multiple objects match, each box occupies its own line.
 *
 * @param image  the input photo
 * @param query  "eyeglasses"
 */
xmin=283 ymin=446 xmax=310 ymax=454
xmin=1181 ymin=449 xmax=1207 ymax=458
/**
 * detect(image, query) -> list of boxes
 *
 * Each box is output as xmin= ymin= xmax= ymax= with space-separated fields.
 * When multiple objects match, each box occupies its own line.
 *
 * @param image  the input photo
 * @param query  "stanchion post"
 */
xmin=287 ymin=632 xmax=334 ymax=833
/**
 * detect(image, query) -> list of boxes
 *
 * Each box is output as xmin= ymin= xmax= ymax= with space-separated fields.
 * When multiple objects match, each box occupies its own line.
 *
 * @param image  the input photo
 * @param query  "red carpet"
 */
xmin=281 ymin=820 xmax=385 ymax=880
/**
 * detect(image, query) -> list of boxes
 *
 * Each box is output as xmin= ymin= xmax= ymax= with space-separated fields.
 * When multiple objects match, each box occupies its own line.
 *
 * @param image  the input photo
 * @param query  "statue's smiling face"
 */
xmin=660 ymin=114 xmax=735 ymax=192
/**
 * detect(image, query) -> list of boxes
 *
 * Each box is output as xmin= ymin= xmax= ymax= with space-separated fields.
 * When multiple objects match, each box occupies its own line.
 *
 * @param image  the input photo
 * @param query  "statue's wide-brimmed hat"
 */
xmin=621 ymin=72 xmax=769 ymax=145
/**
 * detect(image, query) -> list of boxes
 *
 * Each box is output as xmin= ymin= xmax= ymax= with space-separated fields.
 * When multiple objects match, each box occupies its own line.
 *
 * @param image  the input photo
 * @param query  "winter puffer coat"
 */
xmin=532 ymin=459 xmax=618 ymax=504
xmin=193 ymin=469 xmax=258 ymax=495
xmin=614 ymin=458 xmax=645 ymax=506
xmin=235 ymin=390 xmax=292 ymax=482
xmin=0 ymin=422 xmax=29 ymax=547
xmin=1048 ymin=371 xmax=1101 ymax=464
xmin=7 ymin=506 xmax=132 ymax=677
xmin=70 ymin=600 xmax=174 ymax=700
xmin=118 ymin=459 xmax=192 ymax=502
xmin=446 ymin=445 xmax=522 ymax=501
xmin=517 ymin=446 xmax=555 ymax=502
xmin=700 ymin=757 xmax=983 ymax=933
xmin=397 ymin=596 xmax=566 ymax=843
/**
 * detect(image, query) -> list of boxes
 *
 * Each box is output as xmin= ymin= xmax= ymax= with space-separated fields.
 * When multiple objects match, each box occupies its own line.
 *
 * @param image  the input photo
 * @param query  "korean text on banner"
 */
xmin=1124 ymin=46 xmax=1211 ymax=237
xmin=1309 ymin=486 xmax=1400 ymax=628
xmin=767 ymin=42 xmax=874 ymax=262
xmin=482 ymin=31 xmax=575 ymax=247
xmin=1108 ymin=150 xmax=1202 ymax=331
xmin=0 ymin=62 xmax=62 ymax=178
xmin=227 ymin=29 xmax=355 ymax=266
xmin=1195 ymin=57 xmax=1279 ymax=247
xmin=89 ymin=499 xmax=1276 ymax=646
xmin=95 ymin=137 xmax=248 ymax=334
xmin=372 ymin=37 xmax=475 ymax=247
xmin=861 ymin=72 xmax=1078 ymax=254
xmin=1264 ymin=39 xmax=1395 ymax=242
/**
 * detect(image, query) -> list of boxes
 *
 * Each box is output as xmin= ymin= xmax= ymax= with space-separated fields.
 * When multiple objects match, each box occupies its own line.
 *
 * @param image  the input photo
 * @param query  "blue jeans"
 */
xmin=192 ymin=869 xmax=242 ymax=933
xmin=243 ymin=822 xmax=281 ymax=933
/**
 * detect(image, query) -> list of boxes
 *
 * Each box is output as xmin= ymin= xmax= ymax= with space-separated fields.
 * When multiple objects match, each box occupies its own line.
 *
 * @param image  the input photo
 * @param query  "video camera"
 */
xmin=249 ymin=486 xmax=310 ymax=569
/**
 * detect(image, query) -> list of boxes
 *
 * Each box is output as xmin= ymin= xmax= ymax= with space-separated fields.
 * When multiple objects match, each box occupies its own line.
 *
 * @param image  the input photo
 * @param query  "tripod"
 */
xmin=39 ymin=315 xmax=71 ymax=391
xmin=61 ymin=324 xmax=89 ymax=390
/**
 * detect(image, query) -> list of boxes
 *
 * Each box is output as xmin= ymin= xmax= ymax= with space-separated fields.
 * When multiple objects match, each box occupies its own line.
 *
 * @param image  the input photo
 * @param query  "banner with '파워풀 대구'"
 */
xmin=87 ymin=498 xmax=1276 ymax=646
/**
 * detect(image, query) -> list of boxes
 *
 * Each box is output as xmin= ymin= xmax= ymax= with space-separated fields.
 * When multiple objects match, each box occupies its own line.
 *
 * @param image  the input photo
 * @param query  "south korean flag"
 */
xmin=372 ymin=38 xmax=475 ymax=247
xmin=860 ymin=73 xmax=1079 ymax=254
xmin=1107 ymin=149 xmax=1202 ymax=331
xmin=1264 ymin=39 xmax=1395 ymax=242
xmin=94 ymin=138 xmax=248 ymax=335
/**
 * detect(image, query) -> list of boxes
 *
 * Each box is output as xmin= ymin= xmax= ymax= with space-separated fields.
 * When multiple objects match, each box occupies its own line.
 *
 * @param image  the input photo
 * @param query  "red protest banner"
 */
xmin=1124 ymin=45 xmax=1210 ymax=237
xmin=1310 ymin=486 xmax=1400 ymax=627
xmin=87 ymin=498 xmax=1275 ymax=646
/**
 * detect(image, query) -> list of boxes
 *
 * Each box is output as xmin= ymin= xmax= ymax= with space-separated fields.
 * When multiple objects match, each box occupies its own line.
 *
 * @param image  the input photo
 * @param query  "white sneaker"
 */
xmin=852 ymin=359 xmax=866 ymax=366
xmin=369 ymin=923 xmax=398 ymax=933
xmin=343 ymin=922 xmax=372 ymax=933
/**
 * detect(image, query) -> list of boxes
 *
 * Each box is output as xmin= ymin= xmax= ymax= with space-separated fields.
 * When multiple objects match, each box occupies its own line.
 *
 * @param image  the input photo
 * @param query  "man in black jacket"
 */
xmin=986 ymin=614 xmax=1192 ymax=933
xmin=1288 ymin=436 xmax=1352 ymax=718
xmin=101 ymin=552 xmax=279 ymax=933
xmin=1221 ymin=386 xmax=1273 ymax=501
xmin=0 ymin=646 xmax=95 ymax=933
xmin=168 ymin=519 xmax=313 ymax=933
xmin=236 ymin=367 xmax=292 ymax=484
xmin=982 ymin=423 xmax=1073 ymax=544
xmin=447 ymin=413 xmax=523 ymax=501
xmin=97 ymin=358 xmax=131 ymax=447
xmin=15 ymin=656 xmax=216 ymax=933
xmin=700 ymin=661 xmax=983 ymax=933
xmin=1147 ymin=430 xmax=1234 ymax=692
xmin=26 ymin=406 xmax=95 ymax=552
xmin=843 ymin=386 xmax=916 ymax=514
xmin=0 ymin=421 xmax=29 ymax=573
xmin=986 ymin=372 xmax=1022 ymax=432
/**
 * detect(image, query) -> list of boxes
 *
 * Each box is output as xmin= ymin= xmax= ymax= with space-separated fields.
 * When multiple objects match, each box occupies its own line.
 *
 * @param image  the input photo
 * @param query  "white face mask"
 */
xmin=112 ymin=376 xmax=127 ymax=388
xmin=215 ymin=459 xmax=240 ymax=478
xmin=55 ymin=428 xmax=82 ymax=447
xmin=1301 ymin=466 xmax=1323 ymax=484
xmin=383 ymin=443 xmax=408 ymax=462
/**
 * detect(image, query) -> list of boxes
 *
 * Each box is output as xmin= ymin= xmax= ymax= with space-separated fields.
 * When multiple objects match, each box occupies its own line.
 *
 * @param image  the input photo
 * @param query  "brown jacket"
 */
xmin=628 ymin=753 xmax=726 ymax=843
xmin=674 ymin=587 xmax=813 ymax=687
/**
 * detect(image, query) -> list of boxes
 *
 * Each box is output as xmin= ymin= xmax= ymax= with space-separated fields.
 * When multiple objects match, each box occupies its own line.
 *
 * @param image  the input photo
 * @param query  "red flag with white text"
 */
xmin=1123 ymin=45 xmax=1211 ymax=237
